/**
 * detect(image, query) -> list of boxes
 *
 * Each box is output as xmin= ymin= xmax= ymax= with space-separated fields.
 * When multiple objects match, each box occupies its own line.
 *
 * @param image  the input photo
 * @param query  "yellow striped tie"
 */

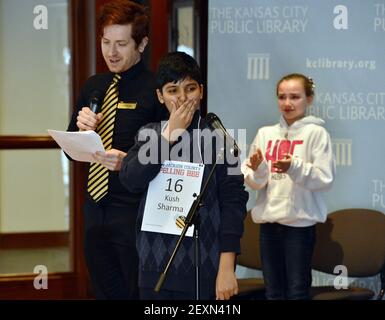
xmin=87 ymin=74 xmax=121 ymax=202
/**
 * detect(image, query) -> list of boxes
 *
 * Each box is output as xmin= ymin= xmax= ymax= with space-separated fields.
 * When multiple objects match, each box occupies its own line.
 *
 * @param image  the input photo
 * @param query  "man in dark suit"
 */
xmin=67 ymin=0 xmax=165 ymax=299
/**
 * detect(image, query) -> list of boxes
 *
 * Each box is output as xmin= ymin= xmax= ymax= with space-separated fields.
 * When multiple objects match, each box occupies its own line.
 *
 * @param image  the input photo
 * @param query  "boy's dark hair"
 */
xmin=156 ymin=52 xmax=202 ymax=90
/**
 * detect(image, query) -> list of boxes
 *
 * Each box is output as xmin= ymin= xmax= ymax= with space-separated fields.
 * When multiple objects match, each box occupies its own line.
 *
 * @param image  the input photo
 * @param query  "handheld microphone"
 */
xmin=89 ymin=90 xmax=102 ymax=114
xmin=205 ymin=112 xmax=240 ymax=157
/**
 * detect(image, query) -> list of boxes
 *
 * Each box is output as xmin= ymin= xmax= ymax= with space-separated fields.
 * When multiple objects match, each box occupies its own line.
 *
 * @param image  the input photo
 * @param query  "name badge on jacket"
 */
xmin=117 ymin=102 xmax=137 ymax=109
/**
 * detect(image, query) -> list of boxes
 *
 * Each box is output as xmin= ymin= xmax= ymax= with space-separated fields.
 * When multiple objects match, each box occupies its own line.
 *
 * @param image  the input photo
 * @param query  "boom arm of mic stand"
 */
xmin=154 ymin=148 xmax=225 ymax=293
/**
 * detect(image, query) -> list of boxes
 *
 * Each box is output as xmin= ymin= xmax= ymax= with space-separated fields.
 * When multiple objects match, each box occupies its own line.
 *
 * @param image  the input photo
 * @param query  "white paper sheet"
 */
xmin=48 ymin=129 xmax=104 ymax=162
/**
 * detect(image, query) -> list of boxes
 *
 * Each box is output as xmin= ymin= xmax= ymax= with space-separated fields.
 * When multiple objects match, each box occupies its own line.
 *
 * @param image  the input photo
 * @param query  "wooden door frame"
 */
xmin=0 ymin=0 xmax=94 ymax=299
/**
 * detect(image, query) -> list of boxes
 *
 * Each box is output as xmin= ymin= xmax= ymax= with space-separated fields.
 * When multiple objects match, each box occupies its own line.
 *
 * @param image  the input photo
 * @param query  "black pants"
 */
xmin=260 ymin=223 xmax=316 ymax=300
xmin=83 ymin=200 xmax=139 ymax=299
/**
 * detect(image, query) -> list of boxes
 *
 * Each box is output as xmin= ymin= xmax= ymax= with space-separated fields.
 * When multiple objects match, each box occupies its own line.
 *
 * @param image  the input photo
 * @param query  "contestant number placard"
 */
xmin=141 ymin=161 xmax=205 ymax=236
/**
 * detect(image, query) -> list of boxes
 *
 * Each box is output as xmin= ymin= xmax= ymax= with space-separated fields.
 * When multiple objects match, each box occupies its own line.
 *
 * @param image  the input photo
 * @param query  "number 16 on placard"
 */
xmin=165 ymin=178 xmax=184 ymax=193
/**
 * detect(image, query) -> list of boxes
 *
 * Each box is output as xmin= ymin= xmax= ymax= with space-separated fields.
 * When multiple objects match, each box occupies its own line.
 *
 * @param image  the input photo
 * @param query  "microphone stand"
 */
xmin=154 ymin=148 xmax=225 ymax=300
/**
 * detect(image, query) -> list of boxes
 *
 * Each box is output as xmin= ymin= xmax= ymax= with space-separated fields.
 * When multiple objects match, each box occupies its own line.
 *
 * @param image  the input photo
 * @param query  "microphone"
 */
xmin=205 ymin=112 xmax=240 ymax=157
xmin=89 ymin=90 xmax=103 ymax=114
